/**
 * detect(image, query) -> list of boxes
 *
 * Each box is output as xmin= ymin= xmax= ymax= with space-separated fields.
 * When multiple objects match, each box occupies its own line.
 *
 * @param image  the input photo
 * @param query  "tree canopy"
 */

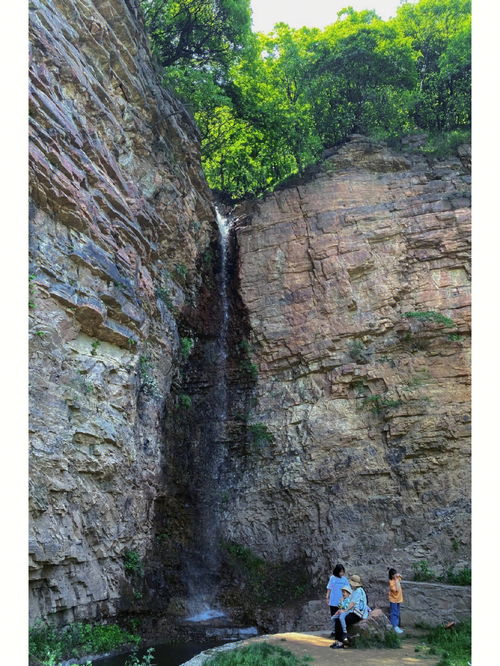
xmin=140 ymin=0 xmax=471 ymax=200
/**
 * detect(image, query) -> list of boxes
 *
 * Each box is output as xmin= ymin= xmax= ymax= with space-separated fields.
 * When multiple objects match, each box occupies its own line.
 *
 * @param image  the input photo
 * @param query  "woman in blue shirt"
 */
xmin=325 ymin=563 xmax=349 ymax=617
xmin=330 ymin=574 xmax=369 ymax=649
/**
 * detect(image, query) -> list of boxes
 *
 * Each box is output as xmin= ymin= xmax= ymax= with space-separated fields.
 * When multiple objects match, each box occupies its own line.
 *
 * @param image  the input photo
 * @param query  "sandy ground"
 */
xmin=252 ymin=631 xmax=441 ymax=666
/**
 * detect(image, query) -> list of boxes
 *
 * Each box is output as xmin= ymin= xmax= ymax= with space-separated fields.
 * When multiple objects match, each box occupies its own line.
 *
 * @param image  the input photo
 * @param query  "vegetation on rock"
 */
xmin=221 ymin=541 xmax=310 ymax=607
xmin=141 ymin=0 xmax=470 ymax=199
xmin=29 ymin=621 xmax=140 ymax=665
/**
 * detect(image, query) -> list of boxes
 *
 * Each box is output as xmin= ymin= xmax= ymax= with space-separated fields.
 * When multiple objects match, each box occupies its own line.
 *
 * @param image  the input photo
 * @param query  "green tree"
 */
xmin=391 ymin=0 xmax=471 ymax=131
xmin=141 ymin=0 xmax=252 ymax=67
xmin=307 ymin=8 xmax=418 ymax=144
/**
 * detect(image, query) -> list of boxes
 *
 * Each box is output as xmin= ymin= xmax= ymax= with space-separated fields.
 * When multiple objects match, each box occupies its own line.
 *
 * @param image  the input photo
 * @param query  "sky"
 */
xmin=250 ymin=0 xmax=407 ymax=32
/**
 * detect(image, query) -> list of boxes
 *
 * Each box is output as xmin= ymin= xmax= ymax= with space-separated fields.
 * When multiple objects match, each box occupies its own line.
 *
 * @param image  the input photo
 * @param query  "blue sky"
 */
xmin=250 ymin=0 xmax=407 ymax=32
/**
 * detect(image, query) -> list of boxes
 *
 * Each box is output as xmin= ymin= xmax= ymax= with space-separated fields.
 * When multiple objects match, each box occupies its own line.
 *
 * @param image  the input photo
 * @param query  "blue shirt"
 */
xmin=326 ymin=575 xmax=349 ymax=606
xmin=350 ymin=587 xmax=369 ymax=618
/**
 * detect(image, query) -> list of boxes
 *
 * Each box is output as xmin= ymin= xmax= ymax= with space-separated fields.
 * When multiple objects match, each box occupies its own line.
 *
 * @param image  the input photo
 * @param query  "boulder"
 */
xmin=348 ymin=609 xmax=393 ymax=643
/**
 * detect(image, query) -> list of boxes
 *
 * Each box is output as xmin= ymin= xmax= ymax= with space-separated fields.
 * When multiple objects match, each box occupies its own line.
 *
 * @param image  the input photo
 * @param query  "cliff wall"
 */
xmin=29 ymin=0 xmax=217 ymax=624
xmin=221 ymin=135 xmax=471 ymax=594
xmin=28 ymin=0 xmax=471 ymax=628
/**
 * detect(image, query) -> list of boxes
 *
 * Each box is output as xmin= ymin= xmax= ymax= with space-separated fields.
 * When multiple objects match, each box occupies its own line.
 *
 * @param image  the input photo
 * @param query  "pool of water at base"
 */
xmin=93 ymin=639 xmax=225 ymax=666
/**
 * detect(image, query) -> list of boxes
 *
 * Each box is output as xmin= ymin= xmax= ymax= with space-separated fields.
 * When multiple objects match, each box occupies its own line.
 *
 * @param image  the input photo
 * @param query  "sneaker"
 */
xmin=331 ymin=642 xmax=344 ymax=649
xmin=394 ymin=626 xmax=404 ymax=634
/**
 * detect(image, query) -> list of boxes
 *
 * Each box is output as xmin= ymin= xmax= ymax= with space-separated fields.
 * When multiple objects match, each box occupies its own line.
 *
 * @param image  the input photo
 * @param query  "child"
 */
xmin=330 ymin=585 xmax=353 ymax=647
xmin=388 ymin=568 xmax=404 ymax=634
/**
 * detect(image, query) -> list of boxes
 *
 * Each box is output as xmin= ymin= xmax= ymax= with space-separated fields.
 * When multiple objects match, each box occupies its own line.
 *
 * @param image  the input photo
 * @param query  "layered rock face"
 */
xmin=29 ymin=0 xmax=217 ymax=623
xmin=223 ymin=136 xmax=471 ymax=591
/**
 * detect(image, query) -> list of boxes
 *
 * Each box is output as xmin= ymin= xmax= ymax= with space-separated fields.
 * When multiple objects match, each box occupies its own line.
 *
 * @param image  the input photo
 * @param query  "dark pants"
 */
xmin=329 ymin=605 xmax=339 ymax=617
xmin=333 ymin=612 xmax=361 ymax=641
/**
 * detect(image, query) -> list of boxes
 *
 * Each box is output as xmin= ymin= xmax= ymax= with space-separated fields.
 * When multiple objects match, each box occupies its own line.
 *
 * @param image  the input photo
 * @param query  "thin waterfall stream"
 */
xmin=184 ymin=209 xmax=233 ymax=623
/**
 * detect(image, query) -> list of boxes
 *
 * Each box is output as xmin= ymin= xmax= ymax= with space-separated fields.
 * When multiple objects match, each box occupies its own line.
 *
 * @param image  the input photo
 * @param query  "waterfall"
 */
xmin=184 ymin=208 xmax=233 ymax=622
xmin=215 ymin=208 xmax=232 ymax=420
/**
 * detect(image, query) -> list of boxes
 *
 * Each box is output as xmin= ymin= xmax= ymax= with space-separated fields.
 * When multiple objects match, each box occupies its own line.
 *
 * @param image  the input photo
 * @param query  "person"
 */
xmin=325 ymin=563 xmax=349 ymax=619
xmin=388 ymin=568 xmax=404 ymax=634
xmin=331 ymin=585 xmax=352 ymax=624
xmin=330 ymin=574 xmax=369 ymax=649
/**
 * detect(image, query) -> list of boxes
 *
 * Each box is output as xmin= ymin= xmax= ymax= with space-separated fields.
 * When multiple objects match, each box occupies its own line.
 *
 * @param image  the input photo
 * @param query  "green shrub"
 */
xmin=29 ymin=621 xmax=140 ymax=665
xmin=239 ymin=358 xmax=258 ymax=379
xmin=403 ymin=311 xmax=455 ymax=328
xmin=207 ymin=641 xmax=312 ymax=665
xmin=419 ymin=130 xmax=471 ymax=159
xmin=439 ymin=567 xmax=471 ymax=586
xmin=248 ymin=423 xmax=274 ymax=447
xmin=362 ymin=394 xmax=402 ymax=414
xmin=354 ymin=631 xmax=401 ymax=649
xmin=123 ymin=549 xmax=142 ymax=575
xmin=412 ymin=560 xmax=436 ymax=581
xmin=180 ymin=336 xmax=195 ymax=360
xmin=125 ymin=647 xmax=156 ymax=666
xmin=348 ymin=339 xmax=368 ymax=362
xmin=138 ymin=355 xmax=161 ymax=398
xmin=178 ymin=393 xmax=192 ymax=409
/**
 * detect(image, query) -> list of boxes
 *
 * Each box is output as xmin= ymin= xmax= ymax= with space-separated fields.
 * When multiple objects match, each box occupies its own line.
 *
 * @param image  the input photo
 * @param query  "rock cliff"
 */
xmin=29 ymin=0 xmax=218 ymax=623
xmin=28 ymin=0 xmax=471 ymax=631
xmin=219 ymin=135 xmax=471 ymax=599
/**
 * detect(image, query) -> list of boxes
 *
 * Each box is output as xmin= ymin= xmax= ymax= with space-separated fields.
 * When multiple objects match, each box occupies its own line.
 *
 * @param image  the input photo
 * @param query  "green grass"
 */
xmin=29 ymin=621 xmax=140 ymax=665
xmin=416 ymin=620 xmax=471 ymax=666
xmin=206 ymin=642 xmax=313 ymax=665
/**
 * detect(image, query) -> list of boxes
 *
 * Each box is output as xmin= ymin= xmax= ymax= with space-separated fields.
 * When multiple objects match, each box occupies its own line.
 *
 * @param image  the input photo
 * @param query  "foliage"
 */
xmin=180 ymin=336 xmax=195 ymax=360
xmin=412 ymin=559 xmax=436 ymax=581
xmin=439 ymin=567 xmax=471 ymax=586
xmin=90 ymin=339 xmax=101 ymax=355
xmin=125 ymin=647 xmax=156 ymax=666
xmin=142 ymin=0 xmax=470 ymax=200
xmin=29 ymin=621 xmax=140 ymax=665
xmin=247 ymin=422 xmax=274 ymax=447
xmin=141 ymin=0 xmax=251 ymax=68
xmin=412 ymin=560 xmax=471 ymax=586
xmin=419 ymin=129 xmax=471 ymax=157
xmin=354 ymin=631 xmax=401 ymax=649
xmin=178 ymin=393 xmax=192 ymax=408
xmin=123 ymin=549 xmax=143 ymax=575
xmin=174 ymin=263 xmax=188 ymax=280
xmin=348 ymin=339 xmax=368 ymax=362
xmin=404 ymin=311 xmax=455 ymax=327
xmin=239 ymin=358 xmax=258 ymax=379
xmin=416 ymin=621 xmax=471 ymax=666
xmin=207 ymin=642 xmax=312 ymax=665
xmin=222 ymin=542 xmax=310 ymax=606
xmin=138 ymin=355 xmax=161 ymax=398
xmin=362 ymin=394 xmax=402 ymax=414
